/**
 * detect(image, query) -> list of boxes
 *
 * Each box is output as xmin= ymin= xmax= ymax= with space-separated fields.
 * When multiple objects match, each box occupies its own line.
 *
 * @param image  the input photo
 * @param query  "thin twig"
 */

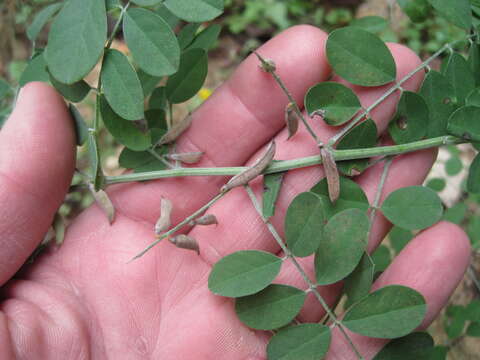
xmin=147 ymin=149 xmax=175 ymax=169
xmin=105 ymin=1 xmax=131 ymax=50
xmin=244 ymin=184 xmax=364 ymax=360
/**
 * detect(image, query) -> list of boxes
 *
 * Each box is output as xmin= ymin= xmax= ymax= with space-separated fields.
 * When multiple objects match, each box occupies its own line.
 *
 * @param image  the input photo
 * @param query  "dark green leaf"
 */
xmin=426 ymin=177 xmax=446 ymax=192
xmin=145 ymin=109 xmax=167 ymax=130
xmin=138 ymin=69 xmax=162 ymax=98
xmin=69 ymin=104 xmax=88 ymax=146
xmin=131 ymin=0 xmax=163 ymax=6
xmin=188 ymin=24 xmax=222 ymax=50
xmin=315 ymin=208 xmax=369 ymax=285
xmin=100 ymin=96 xmax=151 ymax=151
xmin=445 ymin=156 xmax=463 ymax=176
xmin=119 ymin=146 xmax=168 ymax=172
xmin=0 ymin=78 xmax=12 ymax=101
xmin=344 ymin=254 xmax=374 ymax=308
xmin=87 ymin=132 xmax=103 ymax=190
xmin=336 ymin=119 xmax=378 ymax=176
xmin=177 ymin=23 xmax=201 ymax=49
xmin=444 ymin=53 xmax=475 ymax=106
xmin=428 ymin=346 xmax=448 ymax=359
xmin=468 ymin=154 xmax=480 ymax=193
xmin=149 ymin=86 xmax=168 ymax=111
xmin=397 ymin=0 xmax=432 ymax=23
xmin=19 ymin=53 xmax=49 ymax=87
xmin=371 ymin=245 xmax=391 ymax=272
xmin=466 ymin=87 xmax=480 ymax=107
xmin=305 ymin=82 xmax=361 ymax=126
xmin=101 ymin=49 xmax=144 ymax=121
xmin=208 ymin=250 xmax=282 ymax=297
xmin=235 ymin=284 xmax=306 ymax=330
xmin=310 ymin=176 xmax=369 ymax=219
xmin=465 ymin=300 xmax=480 ymax=321
xmin=164 ymin=0 xmax=224 ymax=22
xmin=467 ymin=322 xmax=480 ymax=337
xmin=427 ymin=0 xmax=472 ymax=29
xmin=343 ymin=285 xmax=427 ymax=338
xmin=443 ymin=202 xmax=467 ymax=224
xmin=388 ymin=91 xmax=429 ymax=144
xmin=154 ymin=4 xmax=180 ymax=29
xmin=373 ymin=332 xmax=434 ymax=359
xmin=419 ymin=70 xmax=455 ymax=138
xmin=166 ymin=48 xmax=208 ymax=104
xmin=388 ymin=226 xmax=413 ymax=254
xmin=468 ymin=43 xmax=480 ymax=87
xmin=262 ymin=170 xmax=285 ymax=220
xmin=49 ymin=75 xmax=90 ymax=103
xmin=124 ymin=7 xmax=180 ymax=77
xmin=106 ymin=0 xmax=121 ymax=11
xmin=447 ymin=106 xmax=480 ymax=142
xmin=326 ymin=27 xmax=396 ymax=86
xmin=267 ymin=324 xmax=331 ymax=360
xmin=350 ymin=16 xmax=388 ymax=33
xmin=285 ymin=192 xmax=326 ymax=257
xmin=46 ymin=0 xmax=107 ymax=84
xmin=27 ymin=3 xmax=63 ymax=42
xmin=381 ymin=186 xmax=443 ymax=230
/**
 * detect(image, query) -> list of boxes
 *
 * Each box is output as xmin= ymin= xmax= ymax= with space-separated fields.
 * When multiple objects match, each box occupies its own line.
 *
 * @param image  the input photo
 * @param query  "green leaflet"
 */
xmin=87 ymin=132 xmax=104 ymax=190
xmin=208 ymin=250 xmax=282 ymax=297
xmin=373 ymin=332 xmax=435 ymax=359
xmin=124 ymin=8 xmax=180 ymax=77
xmin=49 ymin=75 xmax=90 ymax=103
xmin=445 ymin=156 xmax=463 ymax=176
xmin=27 ymin=3 xmax=63 ymax=42
xmin=426 ymin=177 xmax=446 ymax=192
xmin=164 ymin=0 xmax=224 ymax=22
xmin=235 ymin=284 xmax=306 ymax=330
xmin=344 ymin=254 xmax=374 ymax=308
xmin=388 ymin=226 xmax=413 ymax=254
xmin=101 ymin=49 xmax=144 ymax=121
xmin=131 ymin=0 xmax=163 ymax=6
xmin=19 ymin=52 xmax=49 ymax=87
xmin=0 ymin=79 xmax=11 ymax=101
xmin=315 ymin=208 xmax=369 ymax=285
xmin=371 ymin=245 xmax=391 ymax=272
xmin=350 ymin=16 xmax=388 ymax=34
xmin=443 ymin=202 xmax=467 ymax=224
xmin=427 ymin=0 xmax=472 ymax=30
xmin=305 ymin=82 xmax=361 ymax=126
xmin=267 ymin=324 xmax=331 ymax=360
xmin=326 ymin=27 xmax=396 ymax=86
xmin=397 ymin=0 xmax=432 ymax=23
xmin=467 ymin=153 xmax=480 ymax=193
xmin=177 ymin=23 xmax=202 ymax=49
xmin=262 ymin=170 xmax=285 ymax=220
xmin=444 ymin=53 xmax=475 ymax=106
xmin=138 ymin=69 xmax=162 ymax=98
xmin=468 ymin=43 xmax=480 ymax=87
xmin=45 ymin=0 xmax=107 ymax=84
xmin=69 ymin=104 xmax=88 ymax=146
xmin=149 ymin=86 xmax=168 ymax=111
xmin=166 ymin=48 xmax=209 ymax=104
xmin=187 ymin=24 xmax=222 ymax=51
xmin=447 ymin=106 xmax=480 ymax=142
xmin=381 ymin=186 xmax=443 ymax=230
xmin=343 ymin=285 xmax=427 ymax=339
xmin=119 ymin=145 xmax=168 ymax=173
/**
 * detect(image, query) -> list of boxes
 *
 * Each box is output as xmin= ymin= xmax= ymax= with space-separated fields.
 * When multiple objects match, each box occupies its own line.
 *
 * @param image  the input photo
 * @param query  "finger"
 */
xmin=0 ymin=82 xmax=76 ymax=286
xmin=326 ymin=221 xmax=471 ymax=360
xmin=108 ymin=25 xmax=331 ymax=225
xmin=195 ymin=43 xmax=425 ymax=265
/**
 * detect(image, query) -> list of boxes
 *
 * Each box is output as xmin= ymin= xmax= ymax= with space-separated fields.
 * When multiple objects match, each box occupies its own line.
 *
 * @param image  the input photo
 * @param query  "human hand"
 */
xmin=0 ymin=26 xmax=471 ymax=359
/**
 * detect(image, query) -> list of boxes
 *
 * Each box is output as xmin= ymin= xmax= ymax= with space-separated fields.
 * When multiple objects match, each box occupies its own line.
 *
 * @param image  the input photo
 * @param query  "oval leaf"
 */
xmin=305 ymin=82 xmax=361 ymax=126
xmin=344 ymin=254 xmax=374 ymax=308
xmin=447 ymin=106 xmax=480 ymax=142
xmin=101 ymin=49 xmax=144 ymax=121
xmin=373 ymin=332 xmax=434 ymax=359
xmin=45 ymin=0 xmax=107 ymax=84
xmin=131 ymin=0 xmax=163 ymax=6
xmin=444 ymin=53 xmax=475 ymax=106
xmin=124 ymin=8 xmax=180 ymax=77
xmin=381 ymin=186 xmax=443 ymax=230
xmin=350 ymin=16 xmax=388 ymax=33
xmin=49 ymin=75 xmax=90 ymax=103
xmin=235 ymin=284 xmax=306 ymax=330
xmin=326 ymin=27 xmax=396 ymax=86
xmin=166 ymin=48 xmax=208 ymax=104
xmin=19 ymin=53 xmax=49 ymax=87
xmin=267 ymin=324 xmax=331 ymax=360
xmin=389 ymin=91 xmax=428 ymax=144
xmin=208 ymin=250 xmax=282 ymax=297
xmin=69 ymin=104 xmax=88 ymax=146
xmin=468 ymin=153 xmax=480 ymax=194
xmin=285 ymin=192 xmax=326 ymax=258
xmin=343 ymin=285 xmax=427 ymax=339
xmin=164 ymin=0 xmax=224 ymax=22
xmin=188 ymin=24 xmax=222 ymax=51
xmin=27 ymin=3 xmax=63 ymax=42
xmin=315 ymin=208 xmax=369 ymax=285
xmin=427 ymin=0 xmax=472 ymax=30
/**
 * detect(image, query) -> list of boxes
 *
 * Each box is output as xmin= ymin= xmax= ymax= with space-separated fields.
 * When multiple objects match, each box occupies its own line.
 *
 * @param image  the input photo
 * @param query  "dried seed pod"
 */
xmin=166 ymin=152 xmax=204 ymax=164
xmin=252 ymin=50 xmax=276 ymax=72
xmin=155 ymin=197 xmax=173 ymax=235
xmin=89 ymin=184 xmax=115 ymax=224
xmin=156 ymin=115 xmax=193 ymax=146
xmin=321 ymin=147 xmax=340 ymax=203
xmin=170 ymin=234 xmax=200 ymax=255
xmin=190 ymin=214 xmax=218 ymax=226
xmin=285 ymin=102 xmax=299 ymax=140
xmin=221 ymin=141 xmax=276 ymax=192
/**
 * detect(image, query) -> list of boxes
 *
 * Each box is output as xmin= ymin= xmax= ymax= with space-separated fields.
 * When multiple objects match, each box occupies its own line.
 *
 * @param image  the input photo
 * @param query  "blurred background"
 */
xmin=0 ymin=1 xmax=479 ymax=358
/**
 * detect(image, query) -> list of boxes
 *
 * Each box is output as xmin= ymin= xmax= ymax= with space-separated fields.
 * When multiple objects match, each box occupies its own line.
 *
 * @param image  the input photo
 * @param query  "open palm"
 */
xmin=0 ymin=26 xmax=471 ymax=360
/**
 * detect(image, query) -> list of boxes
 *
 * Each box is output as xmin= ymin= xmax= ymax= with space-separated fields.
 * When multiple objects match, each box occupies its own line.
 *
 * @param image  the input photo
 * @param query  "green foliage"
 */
xmin=389 ymin=91 xmax=429 ymax=144
xmin=68 ymin=104 xmax=88 ymax=146
xmin=164 ymin=0 xmax=224 ymax=22
xmin=373 ymin=332 xmax=435 ymax=359
xmin=447 ymin=106 xmax=480 ymax=141
xmin=262 ymin=170 xmax=285 ymax=220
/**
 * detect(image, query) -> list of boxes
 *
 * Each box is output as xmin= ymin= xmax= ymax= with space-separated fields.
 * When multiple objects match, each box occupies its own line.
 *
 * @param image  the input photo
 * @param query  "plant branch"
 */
xmin=243 ymin=184 xmax=364 ymax=360
xmin=106 ymin=1 xmax=131 ymax=50
xmin=105 ymin=136 xmax=464 ymax=185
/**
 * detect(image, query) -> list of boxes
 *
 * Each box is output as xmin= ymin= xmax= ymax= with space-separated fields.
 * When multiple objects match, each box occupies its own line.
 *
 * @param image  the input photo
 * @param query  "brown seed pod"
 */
xmin=155 ymin=197 xmax=173 ymax=235
xmin=221 ymin=141 xmax=276 ymax=192
xmin=156 ymin=115 xmax=193 ymax=146
xmin=89 ymin=184 xmax=115 ymax=224
xmin=169 ymin=234 xmax=200 ymax=255
xmin=252 ymin=50 xmax=276 ymax=73
xmin=285 ymin=102 xmax=299 ymax=140
xmin=166 ymin=152 xmax=204 ymax=164
xmin=190 ymin=214 xmax=218 ymax=226
xmin=321 ymin=147 xmax=340 ymax=203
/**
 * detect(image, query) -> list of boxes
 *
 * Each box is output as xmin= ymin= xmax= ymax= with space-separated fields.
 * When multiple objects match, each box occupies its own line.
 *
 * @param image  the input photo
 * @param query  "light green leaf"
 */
xmin=262 ymin=170 xmax=285 ymax=220
xmin=326 ymin=27 xmax=396 ymax=86
xmin=343 ymin=285 xmax=427 ymax=338
xmin=124 ymin=7 xmax=180 ymax=77
xmin=373 ymin=332 xmax=434 ymax=359
xmin=235 ymin=284 xmax=306 ymax=330
xmin=27 ymin=3 xmax=63 ymax=42
xmin=155 ymin=4 xmax=180 ymax=29
xmin=131 ymin=0 xmax=163 ymax=6
xmin=49 ymin=75 xmax=90 ymax=103
xmin=468 ymin=153 xmax=480 ymax=193
xmin=68 ymin=104 xmax=88 ymax=146
xmin=164 ymin=0 xmax=224 ymax=22
xmin=344 ymin=254 xmax=374 ymax=308
xmin=388 ymin=91 xmax=429 ymax=144
xmin=188 ymin=24 xmax=222 ymax=50
xmin=166 ymin=48 xmax=208 ymax=104
xmin=101 ymin=49 xmax=144 ymax=121
xmin=447 ymin=106 xmax=480 ymax=142
xmin=99 ymin=96 xmax=151 ymax=151
xmin=208 ymin=250 xmax=283 ymax=297
xmin=45 ymin=0 xmax=107 ymax=84
xmin=19 ymin=52 xmax=49 ymax=87
xmin=381 ymin=186 xmax=443 ymax=230
xmin=444 ymin=53 xmax=475 ymax=106
xmin=267 ymin=324 xmax=331 ymax=360
xmin=285 ymin=192 xmax=326 ymax=258
xmin=427 ymin=0 xmax=472 ymax=29
xmin=305 ymin=82 xmax=361 ymax=126
xmin=315 ymin=208 xmax=369 ymax=285
xmin=310 ymin=176 xmax=369 ymax=219
xmin=350 ymin=16 xmax=388 ymax=33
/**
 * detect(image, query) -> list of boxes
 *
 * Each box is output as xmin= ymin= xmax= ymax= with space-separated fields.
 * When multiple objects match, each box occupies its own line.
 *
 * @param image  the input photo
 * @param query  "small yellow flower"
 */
xmin=198 ymin=87 xmax=212 ymax=100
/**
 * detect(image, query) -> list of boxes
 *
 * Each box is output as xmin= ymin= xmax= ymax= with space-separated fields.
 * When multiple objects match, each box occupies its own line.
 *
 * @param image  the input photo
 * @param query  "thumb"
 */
xmin=0 ymin=82 xmax=76 ymax=285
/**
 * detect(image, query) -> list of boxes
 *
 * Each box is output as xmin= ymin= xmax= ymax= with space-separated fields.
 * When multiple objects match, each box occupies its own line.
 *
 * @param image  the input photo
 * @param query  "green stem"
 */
xmin=105 ymin=1 xmax=131 ymax=50
xmin=244 ymin=185 xmax=364 ymax=360
xmin=105 ymin=136 xmax=464 ymax=185
xmin=147 ymin=149 xmax=175 ymax=169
